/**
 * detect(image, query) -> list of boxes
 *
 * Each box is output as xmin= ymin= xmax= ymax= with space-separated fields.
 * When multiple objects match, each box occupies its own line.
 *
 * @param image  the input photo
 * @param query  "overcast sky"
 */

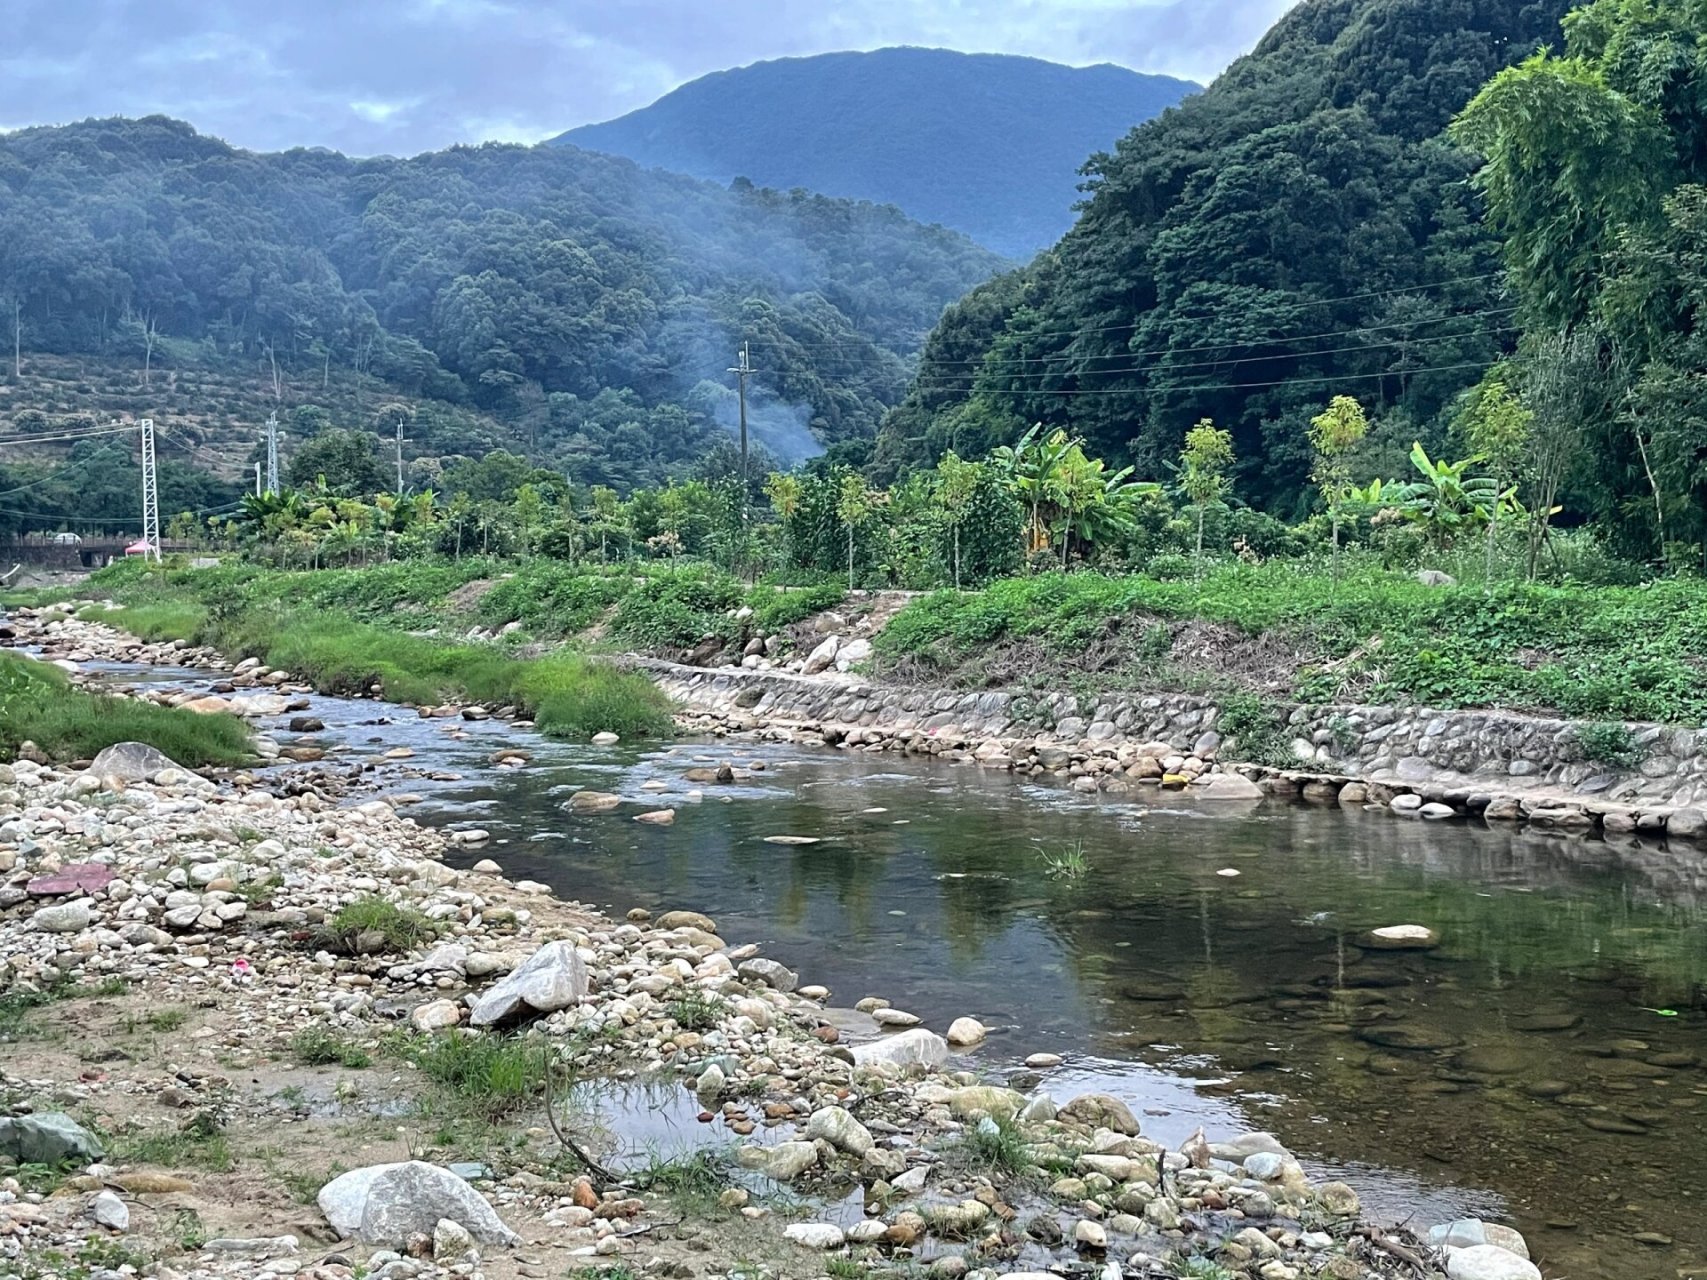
xmin=0 ymin=0 xmax=1296 ymax=156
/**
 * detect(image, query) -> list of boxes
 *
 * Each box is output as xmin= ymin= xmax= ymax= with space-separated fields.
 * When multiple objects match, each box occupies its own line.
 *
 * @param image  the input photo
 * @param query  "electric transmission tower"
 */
xmin=139 ymin=418 xmax=161 ymax=562
xmin=264 ymin=412 xmax=280 ymax=495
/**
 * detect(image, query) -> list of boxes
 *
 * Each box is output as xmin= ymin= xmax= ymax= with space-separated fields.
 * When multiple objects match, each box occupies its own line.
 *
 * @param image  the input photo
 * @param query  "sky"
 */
xmin=0 ymin=0 xmax=1296 ymax=157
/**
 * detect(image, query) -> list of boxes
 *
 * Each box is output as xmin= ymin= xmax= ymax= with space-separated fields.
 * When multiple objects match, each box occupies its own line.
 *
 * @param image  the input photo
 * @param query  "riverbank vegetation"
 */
xmin=0 ymin=651 xmax=251 ymax=766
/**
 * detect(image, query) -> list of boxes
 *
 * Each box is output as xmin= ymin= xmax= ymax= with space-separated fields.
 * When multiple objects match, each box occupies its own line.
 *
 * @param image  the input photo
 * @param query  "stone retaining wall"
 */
xmin=635 ymin=660 xmax=1707 ymax=843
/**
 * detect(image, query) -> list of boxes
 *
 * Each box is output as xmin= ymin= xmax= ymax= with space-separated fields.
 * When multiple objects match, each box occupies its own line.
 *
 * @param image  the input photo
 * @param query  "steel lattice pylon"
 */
xmin=139 ymin=418 xmax=161 ymax=562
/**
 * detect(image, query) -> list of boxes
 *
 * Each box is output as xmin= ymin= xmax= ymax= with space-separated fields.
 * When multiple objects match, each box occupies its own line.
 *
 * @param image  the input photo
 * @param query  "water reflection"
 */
xmin=86 ymin=665 xmax=1707 ymax=1279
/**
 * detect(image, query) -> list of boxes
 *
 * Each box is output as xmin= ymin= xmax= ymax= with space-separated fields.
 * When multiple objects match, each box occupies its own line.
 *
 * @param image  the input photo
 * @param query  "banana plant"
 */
xmin=1389 ymin=442 xmax=1520 ymax=545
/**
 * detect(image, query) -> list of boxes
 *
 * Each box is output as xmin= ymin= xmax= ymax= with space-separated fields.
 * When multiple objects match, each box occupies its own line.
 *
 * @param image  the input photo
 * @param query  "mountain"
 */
xmin=873 ymin=0 xmax=1575 ymax=509
xmin=0 ymin=116 xmax=1005 ymax=491
xmin=554 ymin=48 xmax=1198 ymax=259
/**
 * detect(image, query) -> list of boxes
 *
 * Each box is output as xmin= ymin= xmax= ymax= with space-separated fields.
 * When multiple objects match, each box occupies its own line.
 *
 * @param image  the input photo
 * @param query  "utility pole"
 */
xmin=394 ymin=413 xmax=408 ymax=495
xmin=728 ymin=341 xmax=754 ymax=488
xmin=728 ymin=341 xmax=756 ymax=577
xmin=139 ymin=418 xmax=161 ymax=562
xmin=264 ymin=412 xmax=280 ymax=496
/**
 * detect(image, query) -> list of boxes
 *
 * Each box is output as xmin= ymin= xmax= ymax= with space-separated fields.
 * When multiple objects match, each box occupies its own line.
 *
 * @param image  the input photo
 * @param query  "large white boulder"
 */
xmin=317 ymin=1161 xmax=518 ymax=1247
xmin=468 ymin=940 xmax=588 ymax=1027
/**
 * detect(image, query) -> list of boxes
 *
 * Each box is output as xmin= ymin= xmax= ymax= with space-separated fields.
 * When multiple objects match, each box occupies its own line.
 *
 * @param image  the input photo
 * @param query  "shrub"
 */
xmin=1215 ymin=693 xmax=1296 ymax=769
xmin=1575 ymin=721 xmax=1640 ymax=769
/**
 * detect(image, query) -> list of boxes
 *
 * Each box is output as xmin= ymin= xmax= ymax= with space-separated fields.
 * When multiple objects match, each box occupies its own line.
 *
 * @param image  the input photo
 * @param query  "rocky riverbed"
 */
xmin=0 ymin=608 xmax=1549 ymax=1280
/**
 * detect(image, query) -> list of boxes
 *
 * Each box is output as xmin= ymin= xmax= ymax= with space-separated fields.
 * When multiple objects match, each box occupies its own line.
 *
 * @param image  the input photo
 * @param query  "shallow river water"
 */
xmin=99 ymin=665 xmax=1707 ymax=1279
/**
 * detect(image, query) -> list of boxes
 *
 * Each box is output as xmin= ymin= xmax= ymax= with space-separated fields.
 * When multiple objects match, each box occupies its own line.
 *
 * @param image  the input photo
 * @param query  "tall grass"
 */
xmin=0 ymin=652 xmax=251 ymax=766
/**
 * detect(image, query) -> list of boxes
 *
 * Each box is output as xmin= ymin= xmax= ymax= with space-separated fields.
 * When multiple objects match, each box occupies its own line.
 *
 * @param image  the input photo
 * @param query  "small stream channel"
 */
xmin=93 ymin=662 xmax=1707 ymax=1280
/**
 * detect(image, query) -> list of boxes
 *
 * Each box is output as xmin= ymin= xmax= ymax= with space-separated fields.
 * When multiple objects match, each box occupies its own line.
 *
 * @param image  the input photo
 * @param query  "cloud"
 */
xmin=0 ymin=0 xmax=1296 ymax=156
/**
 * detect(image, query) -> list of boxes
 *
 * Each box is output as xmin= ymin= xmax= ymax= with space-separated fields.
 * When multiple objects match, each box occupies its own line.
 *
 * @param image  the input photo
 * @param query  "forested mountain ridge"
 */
xmin=874 ymin=0 xmax=1575 ymax=508
xmin=0 ymin=116 xmax=1005 ymax=490
xmin=555 ymin=48 xmax=1198 ymax=259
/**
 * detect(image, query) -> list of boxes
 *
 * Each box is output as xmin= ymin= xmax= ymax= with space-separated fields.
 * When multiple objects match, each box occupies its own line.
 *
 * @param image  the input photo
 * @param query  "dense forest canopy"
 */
xmin=874 ymin=0 xmax=1575 ymax=512
xmin=1458 ymin=0 xmax=1707 ymax=562
xmin=0 ymin=117 xmax=1004 ymax=489
xmin=556 ymin=48 xmax=1198 ymax=259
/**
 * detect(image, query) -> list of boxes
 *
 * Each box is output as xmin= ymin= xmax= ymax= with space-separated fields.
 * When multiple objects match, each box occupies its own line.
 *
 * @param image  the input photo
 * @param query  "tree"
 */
xmin=1178 ymin=420 xmax=1234 ymax=571
xmin=763 ymin=471 xmax=803 ymax=580
xmin=1518 ymin=330 xmax=1598 ymax=577
xmin=1308 ymin=397 xmax=1369 ymax=581
xmin=1459 ymin=378 xmax=1533 ymax=582
xmin=992 ymin=424 xmax=1075 ymax=564
xmin=513 ymin=482 xmax=545 ymax=558
xmin=835 ymin=472 xmax=878 ymax=589
xmin=933 ymin=452 xmax=980 ymax=588
xmin=286 ymin=428 xmax=388 ymax=498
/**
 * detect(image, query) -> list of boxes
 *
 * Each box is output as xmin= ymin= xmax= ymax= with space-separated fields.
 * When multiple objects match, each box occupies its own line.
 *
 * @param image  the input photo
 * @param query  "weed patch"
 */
xmin=324 ymin=896 xmax=437 ymax=953
xmin=291 ymin=1025 xmax=373 ymax=1069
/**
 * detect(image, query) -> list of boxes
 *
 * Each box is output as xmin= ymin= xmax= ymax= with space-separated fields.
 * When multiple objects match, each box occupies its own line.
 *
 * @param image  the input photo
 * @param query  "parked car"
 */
xmin=48 ymin=531 xmax=82 ymax=546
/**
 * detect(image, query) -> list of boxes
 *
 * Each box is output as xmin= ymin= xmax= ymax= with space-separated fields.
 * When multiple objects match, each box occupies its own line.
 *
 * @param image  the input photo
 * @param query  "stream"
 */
xmin=94 ymin=662 xmax=1707 ymax=1280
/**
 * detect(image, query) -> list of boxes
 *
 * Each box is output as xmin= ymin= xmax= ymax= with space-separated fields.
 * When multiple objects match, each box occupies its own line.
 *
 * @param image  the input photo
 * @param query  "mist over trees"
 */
xmin=0 ymin=117 xmax=1003 ymax=489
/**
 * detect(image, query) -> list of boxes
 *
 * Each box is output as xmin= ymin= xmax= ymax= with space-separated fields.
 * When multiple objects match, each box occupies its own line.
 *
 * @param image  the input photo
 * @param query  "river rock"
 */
xmin=1667 ymin=808 xmax=1707 ymax=840
xmin=1360 ymin=924 xmax=1440 ymax=950
xmin=1073 ymin=1219 xmax=1107 ymax=1250
xmin=566 ymin=790 xmax=622 ymax=813
xmin=1058 ymin=1093 xmax=1140 ymax=1136
xmin=90 ymin=1190 xmax=130 ymax=1231
xmin=30 ymin=901 xmax=91 ymax=933
xmin=802 ymin=637 xmax=840 ymax=675
xmin=432 ymin=1217 xmax=477 ymax=1262
xmin=1209 ymin=1132 xmax=1289 ymax=1162
xmin=657 ymin=910 xmax=717 ymax=933
xmin=1429 ymin=1220 xmax=1530 ymax=1260
xmin=634 ymin=809 xmax=676 ymax=825
xmin=851 ymin=1027 xmax=949 ymax=1069
xmin=946 ymin=1016 xmax=987 ymax=1046
xmin=1190 ymin=772 xmax=1264 ymax=802
xmin=784 ymin=1223 xmax=844 ymax=1249
xmin=948 ymin=1086 xmax=1026 ymax=1120
xmin=0 ymin=1112 xmax=104 ymax=1164
xmin=804 ymin=1106 xmax=873 ymax=1157
xmin=318 ymin=1161 xmax=519 ymax=1246
xmin=468 ymin=940 xmax=588 ymax=1027
xmin=1444 ymin=1245 xmax=1541 ymax=1280
xmin=736 ymin=957 xmax=798 ymax=992
xmin=591 ymin=731 xmax=620 ymax=746
xmin=739 ymin=1141 xmax=818 ymax=1181
xmin=88 ymin=741 xmax=187 ymax=784
xmin=872 ymin=1007 xmax=922 ymax=1028
xmin=410 ymin=999 xmax=463 ymax=1032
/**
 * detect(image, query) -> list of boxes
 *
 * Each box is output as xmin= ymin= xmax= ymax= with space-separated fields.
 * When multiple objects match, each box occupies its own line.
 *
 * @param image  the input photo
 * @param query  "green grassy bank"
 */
xmin=61 ymin=561 xmax=678 ymax=742
xmin=876 ymin=564 xmax=1707 ymax=724
xmin=0 ymin=651 xmax=252 ymax=766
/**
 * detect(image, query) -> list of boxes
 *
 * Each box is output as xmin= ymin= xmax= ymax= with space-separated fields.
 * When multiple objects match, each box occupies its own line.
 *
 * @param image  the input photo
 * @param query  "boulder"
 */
xmin=1058 ymin=1093 xmax=1140 ymax=1136
xmin=738 ymin=1141 xmax=818 ymax=1181
xmin=1444 ymin=1245 xmax=1541 ymax=1280
xmin=948 ymin=1086 xmax=1026 ymax=1121
xmin=565 ymin=790 xmax=622 ymax=814
xmin=803 ymin=1106 xmax=873 ymax=1157
xmin=784 ymin=1223 xmax=845 ymax=1249
xmin=657 ymin=910 xmax=717 ymax=933
xmin=946 ymin=1016 xmax=987 ymax=1046
xmin=317 ymin=1161 xmax=518 ymax=1247
xmin=1416 ymin=570 xmax=1456 ymax=587
xmin=88 ymin=741 xmax=186 ymax=784
xmin=1667 ymin=808 xmax=1707 ymax=841
xmin=736 ymin=957 xmax=798 ymax=992
xmin=802 ymin=636 xmax=840 ymax=675
xmin=0 ymin=1112 xmax=104 ymax=1164
xmin=850 ymin=1027 xmax=949 ymax=1069
xmin=590 ymin=731 xmax=621 ymax=746
xmin=410 ymin=999 xmax=463 ymax=1032
xmin=837 ymin=638 xmax=873 ymax=667
xmin=1189 ymin=772 xmax=1265 ymax=802
xmin=90 ymin=1190 xmax=130 ymax=1232
xmin=468 ymin=941 xmax=588 ymax=1027
xmin=634 ymin=809 xmax=676 ymax=826
xmin=1428 ymin=1220 xmax=1530 ymax=1260
xmin=30 ymin=901 xmax=91 ymax=933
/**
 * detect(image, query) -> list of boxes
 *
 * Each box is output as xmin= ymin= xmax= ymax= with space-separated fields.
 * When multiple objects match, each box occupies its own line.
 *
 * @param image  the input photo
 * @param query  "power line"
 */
xmin=742 ymin=271 xmax=1511 ymax=354
xmin=906 ymin=359 xmax=1498 ymax=399
xmin=909 ymin=320 xmax=1520 ymax=388
xmin=0 ymin=424 xmax=141 ymax=446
